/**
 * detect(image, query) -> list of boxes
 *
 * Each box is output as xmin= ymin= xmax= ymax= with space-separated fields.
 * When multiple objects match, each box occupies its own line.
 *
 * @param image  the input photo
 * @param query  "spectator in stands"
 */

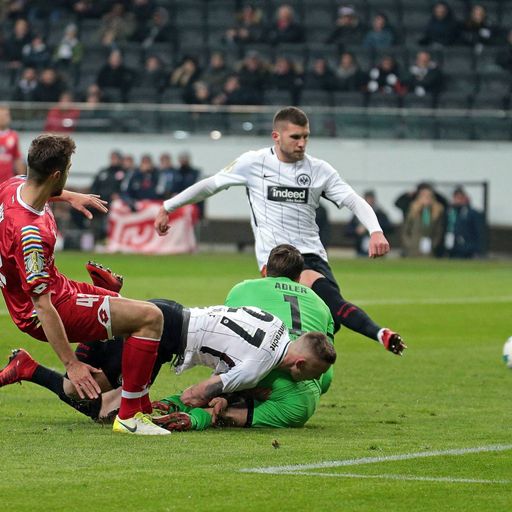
xmin=346 ymin=190 xmax=393 ymax=257
xmin=335 ymin=52 xmax=366 ymax=92
xmin=362 ymin=13 xmax=395 ymax=49
xmin=96 ymin=49 xmax=136 ymax=102
xmin=121 ymin=154 xmax=162 ymax=209
xmin=460 ymin=4 xmax=498 ymax=51
xmin=237 ymin=51 xmax=268 ymax=104
xmin=90 ymin=150 xmax=126 ymax=241
xmin=43 ymin=91 xmax=80 ymax=133
xmin=131 ymin=0 xmax=156 ymax=33
xmin=186 ymin=81 xmax=212 ymax=105
xmin=99 ymin=2 xmax=135 ymax=47
xmin=224 ymin=3 xmax=264 ymax=46
xmin=138 ymin=55 xmax=168 ymax=95
xmin=268 ymin=4 xmax=305 ymax=45
xmin=21 ymin=33 xmax=51 ymax=69
xmin=3 ymin=18 xmax=32 ymax=82
xmin=366 ymin=55 xmax=404 ymax=95
xmin=401 ymin=185 xmax=445 ymax=258
xmin=496 ymin=29 xmax=512 ymax=72
xmin=174 ymin=152 xmax=200 ymax=195
xmin=169 ymin=55 xmax=201 ymax=101
xmin=83 ymin=83 xmax=103 ymax=103
xmin=403 ymin=51 xmax=444 ymax=99
xmin=71 ymin=0 xmax=107 ymax=21
xmin=33 ymin=67 xmax=64 ymax=102
xmin=303 ymin=57 xmax=338 ymax=91
xmin=395 ymin=181 xmax=448 ymax=222
xmin=155 ymin=152 xmax=177 ymax=198
xmin=212 ymin=75 xmax=254 ymax=105
xmin=12 ymin=66 xmax=38 ymax=101
xmin=53 ymin=23 xmax=83 ymax=79
xmin=444 ymin=186 xmax=485 ymax=259
xmin=419 ymin=1 xmax=460 ymax=47
xmin=268 ymin=56 xmax=303 ymax=104
xmin=137 ymin=7 xmax=176 ymax=51
xmin=325 ymin=5 xmax=365 ymax=50
xmin=201 ymin=52 xmax=230 ymax=97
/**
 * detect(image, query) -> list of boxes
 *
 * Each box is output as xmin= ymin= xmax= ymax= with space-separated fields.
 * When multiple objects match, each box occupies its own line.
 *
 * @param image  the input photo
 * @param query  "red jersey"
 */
xmin=0 ymin=129 xmax=21 ymax=184
xmin=0 ymin=176 xmax=79 ymax=333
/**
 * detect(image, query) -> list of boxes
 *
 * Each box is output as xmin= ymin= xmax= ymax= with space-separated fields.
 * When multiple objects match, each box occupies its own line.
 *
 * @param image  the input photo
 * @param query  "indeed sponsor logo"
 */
xmin=267 ymin=186 xmax=309 ymax=203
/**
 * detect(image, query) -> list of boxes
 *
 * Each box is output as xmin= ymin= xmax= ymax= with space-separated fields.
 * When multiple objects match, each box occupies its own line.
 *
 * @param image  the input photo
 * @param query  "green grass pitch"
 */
xmin=0 ymin=252 xmax=511 ymax=511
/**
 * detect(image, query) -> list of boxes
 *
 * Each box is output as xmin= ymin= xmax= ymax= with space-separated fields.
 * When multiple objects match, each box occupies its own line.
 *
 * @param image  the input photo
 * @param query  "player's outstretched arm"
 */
xmin=368 ymin=231 xmax=390 ymax=258
xmin=181 ymin=374 xmax=224 ymax=408
xmin=50 ymin=190 xmax=108 ymax=219
xmin=32 ymin=294 xmax=102 ymax=399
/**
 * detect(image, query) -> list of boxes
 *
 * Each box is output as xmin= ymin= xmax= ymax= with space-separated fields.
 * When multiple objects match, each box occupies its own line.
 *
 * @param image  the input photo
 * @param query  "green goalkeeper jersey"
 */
xmin=225 ymin=276 xmax=335 ymax=394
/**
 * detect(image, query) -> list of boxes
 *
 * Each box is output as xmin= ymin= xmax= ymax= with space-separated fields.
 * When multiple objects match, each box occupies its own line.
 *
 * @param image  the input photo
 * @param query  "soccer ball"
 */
xmin=502 ymin=337 xmax=512 ymax=369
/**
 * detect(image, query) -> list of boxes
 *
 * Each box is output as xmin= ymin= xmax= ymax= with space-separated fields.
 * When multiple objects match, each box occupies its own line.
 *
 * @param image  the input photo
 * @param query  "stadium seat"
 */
xmin=439 ymin=48 xmax=475 ymax=73
xmin=401 ymin=93 xmax=436 ymax=109
xmin=443 ymin=72 xmax=478 ymax=96
xmin=332 ymin=91 xmax=367 ymax=108
xmin=264 ymin=89 xmax=294 ymax=106
xmin=477 ymin=72 xmax=512 ymax=98
xmin=299 ymin=90 xmax=333 ymax=106
xmin=471 ymin=91 xmax=509 ymax=110
xmin=474 ymin=47 xmax=504 ymax=73
xmin=437 ymin=92 xmax=471 ymax=110
xmin=161 ymin=89 xmax=185 ymax=104
xmin=366 ymin=94 xmax=401 ymax=108
xmin=129 ymin=87 xmax=162 ymax=104
xmin=174 ymin=0 xmax=206 ymax=27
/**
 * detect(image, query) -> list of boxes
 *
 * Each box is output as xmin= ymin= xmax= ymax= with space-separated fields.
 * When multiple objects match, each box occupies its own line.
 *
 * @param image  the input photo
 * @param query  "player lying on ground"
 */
xmin=155 ymin=106 xmax=406 ymax=355
xmin=0 ymin=134 xmax=169 ymax=435
xmin=0 ymin=300 xmax=336 ymax=425
xmin=152 ymin=243 xmax=406 ymax=431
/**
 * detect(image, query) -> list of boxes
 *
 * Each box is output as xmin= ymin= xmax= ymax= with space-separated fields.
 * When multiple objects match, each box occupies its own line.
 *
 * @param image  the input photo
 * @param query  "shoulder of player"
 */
xmin=304 ymin=153 xmax=337 ymax=174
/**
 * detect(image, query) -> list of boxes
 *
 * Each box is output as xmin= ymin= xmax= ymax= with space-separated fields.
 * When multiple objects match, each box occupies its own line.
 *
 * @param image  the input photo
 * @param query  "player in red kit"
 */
xmin=0 ymin=134 xmax=169 ymax=435
xmin=0 ymin=106 xmax=25 ymax=183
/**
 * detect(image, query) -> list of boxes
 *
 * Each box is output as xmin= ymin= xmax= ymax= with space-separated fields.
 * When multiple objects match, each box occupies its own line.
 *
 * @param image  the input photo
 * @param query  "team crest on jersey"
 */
xmin=25 ymin=251 xmax=44 ymax=274
xmin=296 ymin=174 xmax=311 ymax=187
xmin=21 ymin=225 xmax=49 ymax=285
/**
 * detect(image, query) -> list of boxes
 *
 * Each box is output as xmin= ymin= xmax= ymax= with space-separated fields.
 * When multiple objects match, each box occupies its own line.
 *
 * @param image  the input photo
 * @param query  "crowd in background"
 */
xmin=0 ymin=1 xmax=511 ymax=111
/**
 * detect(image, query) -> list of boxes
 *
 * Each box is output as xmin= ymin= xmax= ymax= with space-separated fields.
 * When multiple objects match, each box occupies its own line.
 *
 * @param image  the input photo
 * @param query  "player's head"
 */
xmin=286 ymin=331 xmax=336 ymax=381
xmin=0 ymin=106 xmax=11 ymax=130
xmin=265 ymin=244 xmax=304 ymax=282
xmin=27 ymin=134 xmax=76 ymax=196
xmin=272 ymin=107 xmax=310 ymax=163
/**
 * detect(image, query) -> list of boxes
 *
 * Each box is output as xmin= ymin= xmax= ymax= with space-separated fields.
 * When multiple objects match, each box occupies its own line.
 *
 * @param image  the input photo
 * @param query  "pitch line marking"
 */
xmin=277 ymin=471 xmax=509 ymax=485
xmin=240 ymin=444 xmax=512 ymax=477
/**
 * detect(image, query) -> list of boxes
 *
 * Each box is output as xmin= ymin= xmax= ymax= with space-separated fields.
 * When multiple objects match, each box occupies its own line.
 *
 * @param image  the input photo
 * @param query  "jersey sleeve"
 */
xmin=13 ymin=224 xmax=51 ymax=296
xmin=213 ymin=151 xmax=256 ymax=189
xmin=219 ymin=357 xmax=274 ymax=393
xmin=323 ymin=163 xmax=382 ymax=234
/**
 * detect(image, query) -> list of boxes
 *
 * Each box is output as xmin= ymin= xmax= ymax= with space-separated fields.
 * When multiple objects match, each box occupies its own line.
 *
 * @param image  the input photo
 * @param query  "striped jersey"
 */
xmin=176 ymin=305 xmax=290 ymax=393
xmin=214 ymin=147 xmax=380 ymax=268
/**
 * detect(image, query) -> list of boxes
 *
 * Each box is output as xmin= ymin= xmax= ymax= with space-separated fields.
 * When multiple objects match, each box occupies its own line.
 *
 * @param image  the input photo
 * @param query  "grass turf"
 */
xmin=0 ymin=252 xmax=511 ymax=511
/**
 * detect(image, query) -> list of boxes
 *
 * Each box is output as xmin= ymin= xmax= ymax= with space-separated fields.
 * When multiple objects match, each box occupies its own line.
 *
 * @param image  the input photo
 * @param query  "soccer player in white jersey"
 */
xmin=155 ymin=106 xmax=406 ymax=355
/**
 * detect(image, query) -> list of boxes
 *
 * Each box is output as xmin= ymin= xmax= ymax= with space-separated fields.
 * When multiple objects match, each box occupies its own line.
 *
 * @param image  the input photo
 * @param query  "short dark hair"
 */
xmin=266 ymin=244 xmax=304 ymax=281
xmin=273 ymin=106 xmax=309 ymax=128
xmin=27 ymin=134 xmax=75 ymax=184
xmin=303 ymin=331 xmax=337 ymax=365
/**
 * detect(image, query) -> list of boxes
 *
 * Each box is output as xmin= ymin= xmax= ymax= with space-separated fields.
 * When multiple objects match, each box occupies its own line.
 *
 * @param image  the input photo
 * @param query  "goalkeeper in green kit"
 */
xmin=153 ymin=244 xmax=336 ymax=430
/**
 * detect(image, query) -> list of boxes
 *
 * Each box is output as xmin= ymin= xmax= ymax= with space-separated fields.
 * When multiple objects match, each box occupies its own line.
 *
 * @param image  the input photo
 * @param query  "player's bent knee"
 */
xmin=299 ymin=269 xmax=325 ymax=288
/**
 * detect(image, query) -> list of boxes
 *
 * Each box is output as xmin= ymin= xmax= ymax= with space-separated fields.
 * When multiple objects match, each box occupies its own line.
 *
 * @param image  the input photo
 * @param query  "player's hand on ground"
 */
xmin=66 ymin=360 xmax=102 ymax=399
xmin=68 ymin=193 xmax=108 ymax=220
xmin=208 ymin=397 xmax=228 ymax=424
xmin=368 ymin=231 xmax=390 ymax=258
xmin=155 ymin=206 xmax=170 ymax=236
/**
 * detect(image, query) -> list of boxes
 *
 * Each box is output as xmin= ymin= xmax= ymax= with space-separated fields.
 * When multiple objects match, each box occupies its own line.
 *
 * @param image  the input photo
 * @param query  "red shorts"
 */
xmin=26 ymin=281 xmax=119 ymax=343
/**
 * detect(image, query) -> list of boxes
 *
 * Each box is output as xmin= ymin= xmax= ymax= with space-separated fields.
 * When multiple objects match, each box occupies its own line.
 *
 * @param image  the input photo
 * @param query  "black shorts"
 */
xmin=74 ymin=299 xmax=189 ymax=388
xmin=302 ymin=253 xmax=340 ymax=291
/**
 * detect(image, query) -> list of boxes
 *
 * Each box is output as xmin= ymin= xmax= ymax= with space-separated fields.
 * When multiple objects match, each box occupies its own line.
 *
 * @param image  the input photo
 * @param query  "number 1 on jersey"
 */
xmin=283 ymin=294 xmax=302 ymax=335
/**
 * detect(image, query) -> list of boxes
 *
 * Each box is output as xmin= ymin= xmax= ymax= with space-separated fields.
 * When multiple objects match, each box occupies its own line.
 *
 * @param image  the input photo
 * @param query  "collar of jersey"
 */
xmin=16 ymin=184 xmax=45 ymax=216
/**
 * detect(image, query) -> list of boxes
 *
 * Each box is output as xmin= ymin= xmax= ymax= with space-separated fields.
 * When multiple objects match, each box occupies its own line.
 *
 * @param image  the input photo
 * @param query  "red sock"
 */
xmin=140 ymin=391 xmax=152 ymax=414
xmin=118 ymin=336 xmax=159 ymax=419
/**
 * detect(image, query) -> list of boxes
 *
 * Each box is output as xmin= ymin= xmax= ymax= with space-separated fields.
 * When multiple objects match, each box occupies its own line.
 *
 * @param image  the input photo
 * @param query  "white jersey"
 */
xmin=163 ymin=146 xmax=383 ymax=269
xmin=176 ymin=305 xmax=290 ymax=393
